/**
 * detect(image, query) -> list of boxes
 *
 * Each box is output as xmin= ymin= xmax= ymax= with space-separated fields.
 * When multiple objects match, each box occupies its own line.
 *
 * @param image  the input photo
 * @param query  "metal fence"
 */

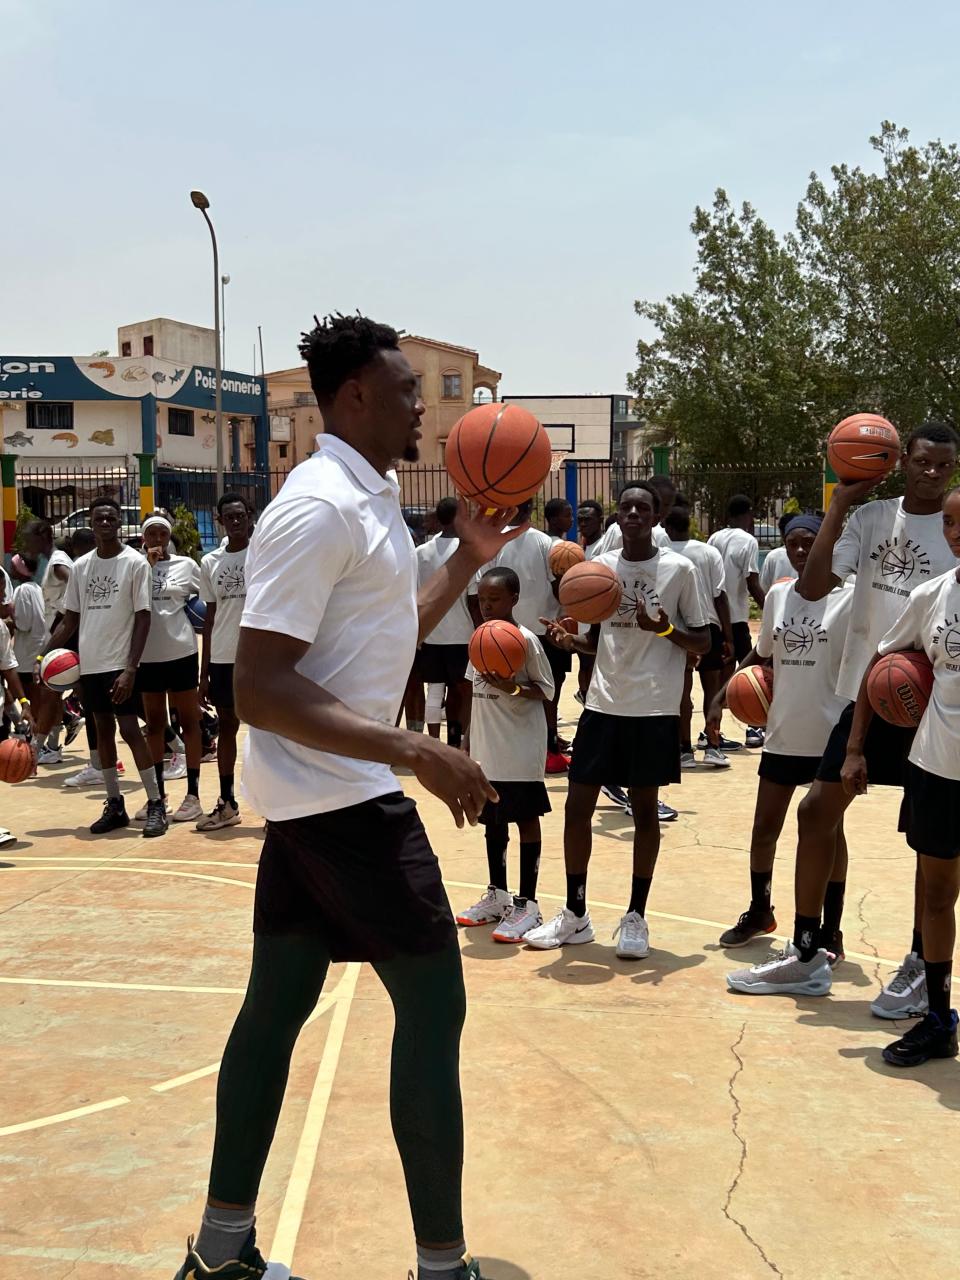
xmin=16 ymin=459 xmax=824 ymax=548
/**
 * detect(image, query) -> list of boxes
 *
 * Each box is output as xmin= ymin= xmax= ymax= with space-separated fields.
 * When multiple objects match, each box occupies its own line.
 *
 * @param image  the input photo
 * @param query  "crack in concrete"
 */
xmin=857 ymin=889 xmax=883 ymax=991
xmin=723 ymin=1021 xmax=784 ymax=1278
xmin=58 ymin=1244 xmax=90 ymax=1280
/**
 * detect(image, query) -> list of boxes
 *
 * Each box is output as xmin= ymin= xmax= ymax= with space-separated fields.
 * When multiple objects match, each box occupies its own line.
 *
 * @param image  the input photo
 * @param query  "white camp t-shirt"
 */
xmin=468 ymin=625 xmax=555 ymax=781
xmin=240 ymin=436 xmax=419 ymax=820
xmin=707 ymin=527 xmax=760 ymax=625
xmin=756 ymin=581 xmax=853 ymax=758
xmin=469 ymin=527 xmax=556 ymax=636
xmin=587 ymin=548 xmax=707 ymax=718
xmin=141 ymin=554 xmax=201 ymax=664
xmin=41 ymin=548 xmax=73 ymax=630
xmin=878 ymin=569 xmax=960 ymax=782
xmin=594 ymin=522 xmax=670 ymax=558
xmin=759 ymin=545 xmax=797 ymax=593
xmin=666 ymin=537 xmax=725 ymax=627
xmin=13 ymin=582 xmax=47 ymax=673
xmin=200 ymin=545 xmax=249 ymax=664
xmin=63 ymin=545 xmax=152 ymax=676
xmin=0 ymin=621 xmax=17 ymax=673
xmin=416 ymin=535 xmax=473 ymax=646
xmin=831 ymin=498 xmax=956 ymax=702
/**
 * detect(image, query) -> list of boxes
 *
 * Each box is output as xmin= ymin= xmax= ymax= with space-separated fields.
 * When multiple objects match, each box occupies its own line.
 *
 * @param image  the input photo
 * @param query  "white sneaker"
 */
xmin=135 ymin=795 xmax=171 ymax=821
xmin=702 ymin=746 xmax=731 ymax=768
xmin=871 ymin=952 xmax=929 ymax=1020
xmin=62 ymin=764 xmax=104 ymax=788
xmin=455 ymin=885 xmax=513 ymax=927
xmin=163 ymin=752 xmax=187 ymax=780
xmin=201 ymin=747 xmax=218 ymax=763
xmin=726 ymin=941 xmax=832 ymax=996
xmin=680 ymin=751 xmax=697 ymax=769
xmin=171 ymin=794 xmax=204 ymax=823
xmin=491 ymin=897 xmax=543 ymax=942
xmin=0 ymin=828 xmax=15 ymax=847
xmin=166 ymin=734 xmax=186 ymax=756
xmin=37 ymin=745 xmax=63 ymax=765
xmin=524 ymin=906 xmax=595 ymax=950
xmin=614 ymin=910 xmax=650 ymax=958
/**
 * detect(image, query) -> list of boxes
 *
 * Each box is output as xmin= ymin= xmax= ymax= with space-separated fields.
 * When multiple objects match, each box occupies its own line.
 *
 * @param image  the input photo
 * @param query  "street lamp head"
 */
xmin=222 ymin=274 xmax=231 ymax=285
xmin=190 ymin=190 xmax=210 ymax=210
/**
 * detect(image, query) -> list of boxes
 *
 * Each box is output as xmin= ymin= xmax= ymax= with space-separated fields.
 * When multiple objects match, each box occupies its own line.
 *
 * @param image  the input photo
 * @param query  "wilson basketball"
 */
xmin=827 ymin=414 xmax=901 ymax=482
xmin=0 ymin=738 xmax=33 ymax=784
xmin=549 ymin=539 xmax=585 ymax=577
xmin=40 ymin=648 xmax=81 ymax=691
xmin=469 ymin=620 xmax=528 ymax=680
xmin=726 ymin=665 xmax=774 ymax=727
xmin=557 ymin=561 xmax=623 ymax=624
xmin=867 ymin=650 xmax=933 ymax=728
xmin=445 ymin=403 xmax=553 ymax=508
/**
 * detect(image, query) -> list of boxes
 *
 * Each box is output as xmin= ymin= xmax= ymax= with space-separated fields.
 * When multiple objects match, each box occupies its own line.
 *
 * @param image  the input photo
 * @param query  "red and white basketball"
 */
xmin=40 ymin=648 xmax=81 ymax=691
xmin=726 ymin=665 xmax=774 ymax=727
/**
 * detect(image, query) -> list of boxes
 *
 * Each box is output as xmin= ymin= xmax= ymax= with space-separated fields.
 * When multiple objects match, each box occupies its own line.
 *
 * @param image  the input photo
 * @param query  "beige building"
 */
xmin=263 ymin=334 xmax=501 ymax=472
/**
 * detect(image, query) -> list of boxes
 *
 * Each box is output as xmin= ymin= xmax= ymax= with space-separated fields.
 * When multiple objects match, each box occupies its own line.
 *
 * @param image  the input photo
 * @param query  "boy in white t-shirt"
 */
xmin=198 ymin=492 xmax=251 ymax=831
xmin=525 ymin=482 xmax=709 ymax=958
xmin=847 ymin=485 xmax=960 ymax=1067
xmin=0 ymin=619 xmax=34 ymax=843
xmin=455 ymin=567 xmax=555 ymax=942
xmin=708 ymin=494 xmax=766 ymax=748
xmin=415 ymin=497 xmax=473 ymax=748
xmin=737 ymin=422 xmax=959 ymax=1008
xmin=711 ymin=516 xmax=851 ymax=969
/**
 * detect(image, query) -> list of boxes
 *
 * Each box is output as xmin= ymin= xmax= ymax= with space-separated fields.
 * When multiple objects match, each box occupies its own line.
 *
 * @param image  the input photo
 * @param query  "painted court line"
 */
xmin=0 ymin=1093 xmax=130 ymax=1137
xmin=1 ymin=865 xmax=254 ymax=889
xmin=9 ymin=855 xmax=257 ymax=869
xmin=0 ymin=975 xmax=246 ymax=995
xmin=269 ymin=963 xmax=362 ymax=1268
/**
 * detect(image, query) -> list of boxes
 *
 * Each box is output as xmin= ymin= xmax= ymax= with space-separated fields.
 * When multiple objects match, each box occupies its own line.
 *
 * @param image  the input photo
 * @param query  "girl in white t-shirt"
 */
xmin=708 ymin=516 xmax=852 ymax=961
xmin=455 ymin=567 xmax=555 ymax=943
xmin=841 ymin=486 xmax=960 ymax=1068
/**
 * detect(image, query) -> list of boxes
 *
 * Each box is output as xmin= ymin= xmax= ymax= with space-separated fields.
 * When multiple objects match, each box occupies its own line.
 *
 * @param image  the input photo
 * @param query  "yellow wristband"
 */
xmin=656 ymin=623 xmax=675 ymax=638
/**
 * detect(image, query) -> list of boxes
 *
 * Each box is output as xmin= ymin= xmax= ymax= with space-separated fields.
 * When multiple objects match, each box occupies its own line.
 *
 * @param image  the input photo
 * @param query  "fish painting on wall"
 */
xmin=121 ymin=366 xmax=148 ymax=382
xmin=88 ymin=360 xmax=116 ymax=378
xmin=4 ymin=431 xmax=33 ymax=449
xmin=52 ymin=432 xmax=79 ymax=448
xmin=88 ymin=429 xmax=115 ymax=446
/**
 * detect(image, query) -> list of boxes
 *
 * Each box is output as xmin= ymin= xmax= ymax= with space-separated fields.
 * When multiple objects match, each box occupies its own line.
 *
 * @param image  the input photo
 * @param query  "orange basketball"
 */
xmin=867 ymin=650 xmax=933 ymax=728
xmin=469 ymin=620 xmax=528 ymax=679
xmin=0 ymin=738 xmax=33 ymax=784
xmin=827 ymin=413 xmax=901 ymax=482
xmin=445 ymin=403 xmax=553 ymax=508
xmin=557 ymin=561 xmax=622 ymax=624
xmin=726 ymin=665 xmax=774 ymax=727
xmin=549 ymin=539 xmax=585 ymax=577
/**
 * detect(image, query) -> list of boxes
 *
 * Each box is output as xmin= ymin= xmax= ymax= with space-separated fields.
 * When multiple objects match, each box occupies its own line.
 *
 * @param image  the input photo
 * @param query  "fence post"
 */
xmin=823 ymin=456 xmax=837 ymax=510
xmin=1 ymin=453 xmax=17 ymax=559
xmin=564 ymin=460 xmax=578 ymax=540
xmin=652 ymin=444 xmax=670 ymax=474
xmin=134 ymin=453 xmax=156 ymax=520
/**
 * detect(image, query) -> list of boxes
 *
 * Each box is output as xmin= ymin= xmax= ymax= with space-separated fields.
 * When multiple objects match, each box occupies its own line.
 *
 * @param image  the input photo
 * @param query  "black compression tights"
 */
xmin=209 ymin=932 xmax=467 ymax=1246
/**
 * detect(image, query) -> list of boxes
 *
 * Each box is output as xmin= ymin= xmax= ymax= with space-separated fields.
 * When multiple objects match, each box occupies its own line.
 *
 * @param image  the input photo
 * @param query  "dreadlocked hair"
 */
xmin=298 ymin=312 xmax=402 ymax=402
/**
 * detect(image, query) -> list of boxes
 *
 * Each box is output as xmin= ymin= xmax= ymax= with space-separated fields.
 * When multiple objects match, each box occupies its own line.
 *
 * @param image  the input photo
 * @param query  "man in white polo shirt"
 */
xmin=172 ymin=315 xmax=522 ymax=1280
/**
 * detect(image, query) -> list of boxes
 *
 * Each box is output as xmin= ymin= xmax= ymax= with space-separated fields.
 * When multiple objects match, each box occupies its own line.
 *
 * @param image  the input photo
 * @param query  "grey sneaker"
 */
xmin=871 ymin=952 xmax=928 ymax=1020
xmin=727 ymin=941 xmax=832 ymax=996
xmin=680 ymin=751 xmax=697 ymax=769
xmin=702 ymin=746 xmax=731 ymax=768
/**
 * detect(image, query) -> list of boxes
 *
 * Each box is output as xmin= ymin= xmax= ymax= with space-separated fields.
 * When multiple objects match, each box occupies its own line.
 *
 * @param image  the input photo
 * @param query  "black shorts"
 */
xmin=417 ymin=643 xmax=469 ymax=686
xmin=253 ymin=791 xmax=457 ymax=961
xmin=544 ymin=635 xmax=572 ymax=687
xmin=480 ymin=780 xmax=552 ymax=826
xmin=208 ymin=662 xmax=235 ymax=709
xmin=80 ymin=670 xmax=141 ymax=718
xmin=136 ymin=652 xmax=199 ymax=695
xmin=732 ymin=621 xmax=753 ymax=663
xmin=569 ymin=709 xmax=681 ymax=789
xmin=697 ymin=624 xmax=726 ymax=673
xmin=899 ymin=762 xmax=960 ymax=860
xmin=758 ymin=751 xmax=820 ymax=787
xmin=817 ymin=701 xmax=914 ymax=788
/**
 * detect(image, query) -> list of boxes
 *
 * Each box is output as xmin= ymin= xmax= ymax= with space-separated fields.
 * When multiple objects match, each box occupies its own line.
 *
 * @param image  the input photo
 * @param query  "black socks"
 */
xmin=926 ymin=960 xmax=952 ymax=1020
xmin=821 ymin=879 xmax=846 ymax=940
xmin=628 ymin=875 xmax=652 ymax=917
xmin=793 ymin=914 xmax=821 ymax=962
xmin=519 ymin=841 xmax=541 ymax=902
xmin=566 ymin=872 xmax=588 ymax=917
xmin=912 ymin=927 xmax=925 ymax=960
xmin=220 ymin=772 xmax=235 ymax=803
xmin=750 ymin=870 xmax=772 ymax=915
xmin=447 ymin=721 xmax=463 ymax=751
xmin=187 ymin=767 xmax=201 ymax=798
xmin=485 ymin=827 xmax=508 ymax=891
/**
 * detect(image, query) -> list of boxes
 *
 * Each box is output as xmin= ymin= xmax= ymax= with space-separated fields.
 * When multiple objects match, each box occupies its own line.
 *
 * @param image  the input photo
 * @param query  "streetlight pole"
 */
xmin=190 ymin=190 xmax=224 ymax=499
xmin=221 ymin=273 xmax=230 ymax=367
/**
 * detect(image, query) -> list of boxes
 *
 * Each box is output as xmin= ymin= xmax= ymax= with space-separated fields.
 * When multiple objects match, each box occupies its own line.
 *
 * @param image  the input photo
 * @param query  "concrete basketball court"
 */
xmin=2 ymin=686 xmax=957 ymax=1280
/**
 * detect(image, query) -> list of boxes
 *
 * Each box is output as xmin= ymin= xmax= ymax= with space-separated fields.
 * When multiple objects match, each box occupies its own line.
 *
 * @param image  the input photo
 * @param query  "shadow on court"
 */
xmin=839 ymin=1044 xmax=960 ymax=1111
xmin=477 ymin=1260 xmax=532 ymax=1280
xmin=529 ymin=943 xmax=708 ymax=987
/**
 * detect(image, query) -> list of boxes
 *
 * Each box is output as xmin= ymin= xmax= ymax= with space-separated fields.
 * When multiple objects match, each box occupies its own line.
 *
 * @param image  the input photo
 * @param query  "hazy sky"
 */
xmin=4 ymin=0 xmax=959 ymax=393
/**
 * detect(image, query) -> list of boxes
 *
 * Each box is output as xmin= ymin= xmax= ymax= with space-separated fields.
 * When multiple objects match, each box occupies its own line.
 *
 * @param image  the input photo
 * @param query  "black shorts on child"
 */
xmin=899 ymin=762 xmax=960 ymax=860
xmin=569 ymin=709 xmax=681 ymax=789
xmin=479 ymin=780 xmax=551 ymax=826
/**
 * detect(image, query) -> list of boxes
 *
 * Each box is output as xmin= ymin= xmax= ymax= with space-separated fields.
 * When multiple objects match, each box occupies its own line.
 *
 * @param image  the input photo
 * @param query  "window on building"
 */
xmin=615 ymin=397 xmax=629 ymax=416
xmin=294 ymin=391 xmax=317 ymax=407
xmin=278 ymin=443 xmax=289 ymax=460
xmin=27 ymin=402 xmax=74 ymax=431
xmin=121 ymin=341 xmax=132 ymax=357
xmin=441 ymin=372 xmax=463 ymax=400
xmin=168 ymin=407 xmax=194 ymax=437
xmin=143 ymin=335 xmax=154 ymax=356
xmin=414 ymin=374 xmax=423 ymax=398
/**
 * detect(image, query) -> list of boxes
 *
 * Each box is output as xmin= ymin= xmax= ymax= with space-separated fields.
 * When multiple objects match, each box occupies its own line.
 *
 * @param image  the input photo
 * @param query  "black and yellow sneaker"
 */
xmin=882 ymin=1010 xmax=959 ymax=1068
xmin=173 ymin=1234 xmax=274 ymax=1280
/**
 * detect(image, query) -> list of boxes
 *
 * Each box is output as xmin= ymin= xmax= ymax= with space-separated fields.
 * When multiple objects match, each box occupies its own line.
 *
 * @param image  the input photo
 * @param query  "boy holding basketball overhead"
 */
xmin=734 ymin=422 xmax=959 ymax=1007
xmin=526 ymin=482 xmax=709 ymax=957
xmin=456 ymin=567 xmax=555 ymax=941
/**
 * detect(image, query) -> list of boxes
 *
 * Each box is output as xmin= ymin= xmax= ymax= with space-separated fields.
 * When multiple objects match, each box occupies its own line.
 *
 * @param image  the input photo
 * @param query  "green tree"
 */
xmin=171 ymin=503 xmax=202 ymax=563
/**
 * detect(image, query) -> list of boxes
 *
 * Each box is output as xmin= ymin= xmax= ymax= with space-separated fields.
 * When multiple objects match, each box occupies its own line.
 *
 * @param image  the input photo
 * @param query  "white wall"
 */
xmin=118 ymin=319 xmax=216 ymax=366
xmin=157 ymin=403 xmax=232 ymax=469
xmin=502 ymin=396 xmax=613 ymax=460
xmin=1 ymin=399 xmax=137 ymax=466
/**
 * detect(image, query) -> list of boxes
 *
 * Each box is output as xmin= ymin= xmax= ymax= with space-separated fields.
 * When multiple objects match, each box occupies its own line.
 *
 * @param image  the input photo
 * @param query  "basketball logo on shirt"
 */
xmin=216 ymin=565 xmax=246 ymax=598
xmin=85 ymin=575 xmax=120 ymax=609
xmin=773 ymin=614 xmax=828 ymax=664
xmin=616 ymin=578 xmax=661 ymax=625
xmin=152 ymin=567 xmax=169 ymax=600
xmin=932 ymin=612 xmax=960 ymax=670
xmin=869 ymin=537 xmax=931 ymax=594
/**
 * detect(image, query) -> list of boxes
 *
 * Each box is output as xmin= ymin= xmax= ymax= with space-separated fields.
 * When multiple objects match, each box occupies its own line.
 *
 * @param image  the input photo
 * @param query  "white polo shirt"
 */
xmin=240 ymin=434 xmax=419 ymax=820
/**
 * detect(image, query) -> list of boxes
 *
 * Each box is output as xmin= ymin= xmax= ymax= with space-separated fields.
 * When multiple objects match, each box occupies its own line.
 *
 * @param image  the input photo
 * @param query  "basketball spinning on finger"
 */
xmin=557 ymin=561 xmax=622 ymax=623
xmin=445 ymin=403 xmax=553 ymax=508
xmin=827 ymin=413 xmax=901 ymax=482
